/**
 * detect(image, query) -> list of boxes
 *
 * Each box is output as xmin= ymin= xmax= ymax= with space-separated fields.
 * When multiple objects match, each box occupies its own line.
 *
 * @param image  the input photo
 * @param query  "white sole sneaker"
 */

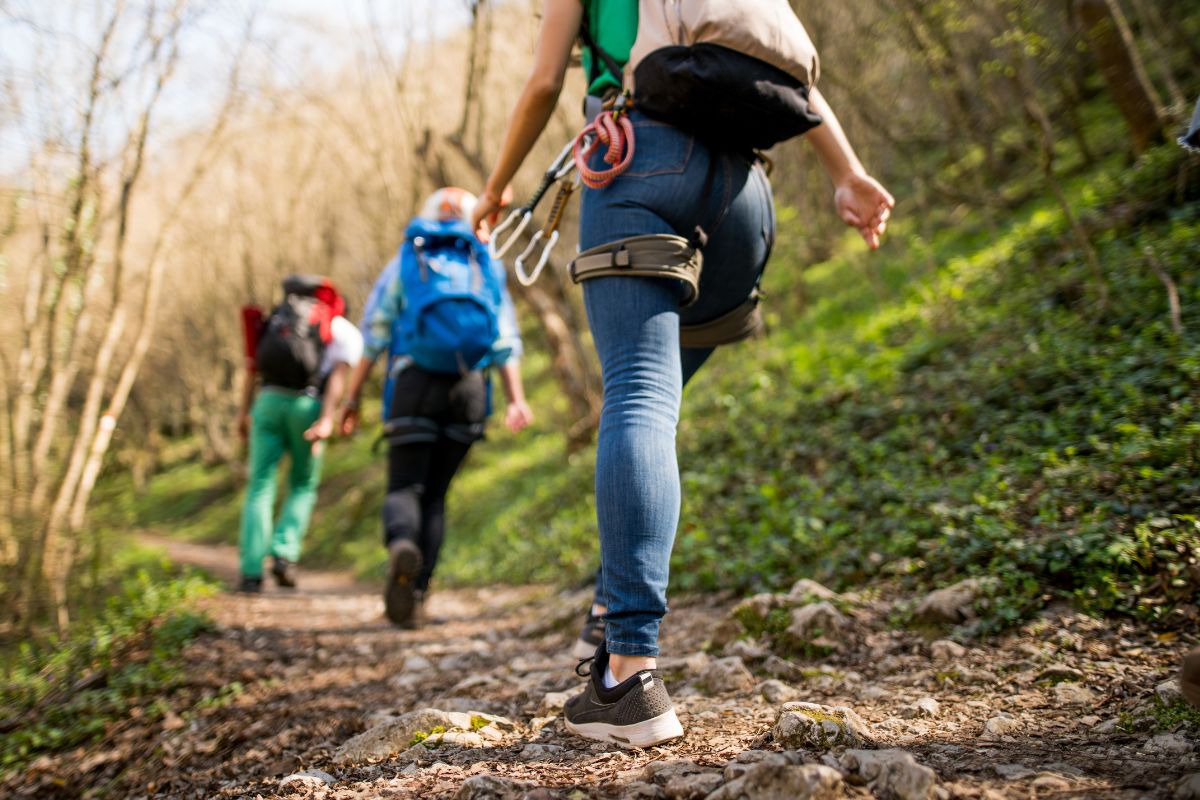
xmin=565 ymin=707 xmax=684 ymax=748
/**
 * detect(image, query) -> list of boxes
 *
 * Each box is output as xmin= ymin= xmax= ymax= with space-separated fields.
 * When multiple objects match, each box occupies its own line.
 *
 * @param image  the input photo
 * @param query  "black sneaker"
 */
xmin=238 ymin=576 xmax=263 ymax=593
xmin=572 ymin=609 xmax=606 ymax=660
xmin=564 ymin=643 xmax=684 ymax=748
xmin=271 ymin=556 xmax=297 ymax=589
xmin=384 ymin=539 xmax=423 ymax=627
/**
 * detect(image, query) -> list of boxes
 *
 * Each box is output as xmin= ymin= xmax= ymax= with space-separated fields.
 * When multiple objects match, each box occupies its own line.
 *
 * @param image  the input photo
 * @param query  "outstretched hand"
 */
xmin=834 ymin=172 xmax=895 ymax=251
xmin=303 ymin=416 xmax=334 ymax=451
xmin=339 ymin=405 xmax=360 ymax=437
xmin=505 ymin=400 xmax=534 ymax=434
xmin=470 ymin=185 xmax=513 ymax=242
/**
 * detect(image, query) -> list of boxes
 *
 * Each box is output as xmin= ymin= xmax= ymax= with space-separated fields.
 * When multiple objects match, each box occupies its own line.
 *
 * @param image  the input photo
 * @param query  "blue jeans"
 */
xmin=580 ymin=112 xmax=775 ymax=656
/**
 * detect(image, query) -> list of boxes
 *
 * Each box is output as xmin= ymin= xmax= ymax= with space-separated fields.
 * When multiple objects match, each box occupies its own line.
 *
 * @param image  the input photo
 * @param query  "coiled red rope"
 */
xmin=573 ymin=107 xmax=635 ymax=189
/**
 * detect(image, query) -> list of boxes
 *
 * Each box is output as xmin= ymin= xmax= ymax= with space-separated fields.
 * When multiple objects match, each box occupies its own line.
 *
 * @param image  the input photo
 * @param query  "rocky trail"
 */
xmin=9 ymin=540 xmax=1200 ymax=800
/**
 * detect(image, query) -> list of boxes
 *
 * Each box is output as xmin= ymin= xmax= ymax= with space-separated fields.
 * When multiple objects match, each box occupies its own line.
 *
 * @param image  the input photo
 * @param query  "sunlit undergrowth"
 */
xmin=0 ymin=572 xmax=217 ymax=772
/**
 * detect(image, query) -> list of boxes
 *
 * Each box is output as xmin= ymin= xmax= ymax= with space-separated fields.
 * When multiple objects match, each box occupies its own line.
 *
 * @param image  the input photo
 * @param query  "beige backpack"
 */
xmin=618 ymin=0 xmax=823 ymax=150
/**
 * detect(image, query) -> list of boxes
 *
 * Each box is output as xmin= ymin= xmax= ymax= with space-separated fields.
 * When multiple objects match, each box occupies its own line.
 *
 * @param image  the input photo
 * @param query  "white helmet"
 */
xmin=418 ymin=187 xmax=477 ymax=224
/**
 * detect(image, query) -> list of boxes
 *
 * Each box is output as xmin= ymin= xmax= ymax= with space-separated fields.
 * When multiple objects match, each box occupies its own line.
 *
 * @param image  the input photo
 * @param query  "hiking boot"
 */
xmin=384 ymin=539 xmax=423 ymax=627
xmin=238 ymin=576 xmax=263 ymax=594
xmin=572 ymin=609 xmax=606 ymax=660
xmin=564 ymin=642 xmax=684 ymax=748
xmin=1182 ymin=647 xmax=1200 ymax=709
xmin=271 ymin=556 xmax=297 ymax=589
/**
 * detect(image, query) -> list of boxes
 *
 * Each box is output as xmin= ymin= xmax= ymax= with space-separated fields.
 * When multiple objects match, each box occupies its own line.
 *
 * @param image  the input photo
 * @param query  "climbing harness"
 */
xmin=573 ymin=92 xmax=635 ymax=190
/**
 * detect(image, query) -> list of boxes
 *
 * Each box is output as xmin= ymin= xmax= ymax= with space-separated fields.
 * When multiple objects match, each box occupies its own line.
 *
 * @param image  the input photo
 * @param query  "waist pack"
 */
xmin=393 ymin=218 xmax=502 ymax=376
xmin=255 ymin=275 xmax=343 ymax=391
xmin=585 ymin=0 xmax=823 ymax=151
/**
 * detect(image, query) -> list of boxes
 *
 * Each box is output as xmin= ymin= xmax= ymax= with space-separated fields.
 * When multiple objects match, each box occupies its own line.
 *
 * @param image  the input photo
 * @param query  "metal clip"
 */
xmin=514 ymin=229 xmax=560 ymax=286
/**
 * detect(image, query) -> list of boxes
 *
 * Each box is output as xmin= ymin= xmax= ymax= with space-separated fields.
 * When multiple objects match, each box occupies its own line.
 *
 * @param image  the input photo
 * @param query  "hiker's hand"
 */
xmin=237 ymin=412 xmax=250 ymax=442
xmin=471 ymin=185 xmax=513 ymax=242
xmin=505 ymin=400 xmax=533 ymax=434
xmin=339 ymin=404 xmax=360 ymax=437
xmin=834 ymin=172 xmax=894 ymax=251
xmin=304 ymin=416 xmax=334 ymax=445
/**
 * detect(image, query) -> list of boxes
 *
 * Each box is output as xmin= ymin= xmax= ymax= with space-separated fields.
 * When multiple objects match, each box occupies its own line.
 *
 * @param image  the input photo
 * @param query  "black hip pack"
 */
xmin=583 ymin=0 xmax=824 ymax=152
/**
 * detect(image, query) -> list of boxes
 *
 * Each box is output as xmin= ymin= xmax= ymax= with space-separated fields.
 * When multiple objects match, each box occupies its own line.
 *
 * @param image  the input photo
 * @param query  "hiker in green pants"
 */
xmin=237 ymin=276 xmax=363 ymax=593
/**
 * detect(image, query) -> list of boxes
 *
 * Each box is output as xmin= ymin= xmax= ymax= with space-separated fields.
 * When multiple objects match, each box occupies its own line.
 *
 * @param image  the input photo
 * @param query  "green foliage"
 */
xmin=0 ymin=572 xmax=216 ymax=772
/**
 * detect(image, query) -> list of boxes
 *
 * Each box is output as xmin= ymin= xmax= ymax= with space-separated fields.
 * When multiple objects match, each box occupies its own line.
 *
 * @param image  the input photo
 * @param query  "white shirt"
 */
xmin=321 ymin=315 xmax=364 ymax=376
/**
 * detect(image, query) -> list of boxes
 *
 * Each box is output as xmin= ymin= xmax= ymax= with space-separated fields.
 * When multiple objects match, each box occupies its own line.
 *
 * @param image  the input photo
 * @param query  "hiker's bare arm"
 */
xmin=339 ymin=356 xmax=376 ymax=436
xmin=498 ymin=361 xmax=534 ymax=434
xmin=306 ymin=362 xmax=348 ymax=444
xmin=472 ymin=0 xmax=581 ymax=235
xmin=806 ymin=87 xmax=895 ymax=251
xmin=238 ymin=365 xmax=257 ymax=441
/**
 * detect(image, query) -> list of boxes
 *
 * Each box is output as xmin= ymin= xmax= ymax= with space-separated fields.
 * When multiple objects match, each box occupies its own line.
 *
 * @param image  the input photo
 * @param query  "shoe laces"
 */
xmin=575 ymin=656 xmax=595 ymax=678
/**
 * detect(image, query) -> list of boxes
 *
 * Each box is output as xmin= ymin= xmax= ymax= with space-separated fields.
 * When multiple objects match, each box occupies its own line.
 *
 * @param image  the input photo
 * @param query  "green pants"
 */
xmin=239 ymin=389 xmax=324 ymax=578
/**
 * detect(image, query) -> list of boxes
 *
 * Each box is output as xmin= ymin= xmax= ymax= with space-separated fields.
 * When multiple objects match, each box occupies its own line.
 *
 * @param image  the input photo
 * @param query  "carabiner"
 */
xmin=514 ymin=229 xmax=560 ymax=287
xmin=489 ymin=208 xmax=532 ymax=259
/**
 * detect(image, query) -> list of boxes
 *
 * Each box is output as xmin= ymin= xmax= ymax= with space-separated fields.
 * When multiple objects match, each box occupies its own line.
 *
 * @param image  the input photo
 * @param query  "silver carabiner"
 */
xmin=489 ymin=208 xmax=532 ymax=260
xmin=513 ymin=229 xmax=560 ymax=286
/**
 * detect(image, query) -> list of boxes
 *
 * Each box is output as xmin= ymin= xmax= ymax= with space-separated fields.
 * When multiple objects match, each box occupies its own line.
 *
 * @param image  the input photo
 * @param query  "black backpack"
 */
xmin=255 ymin=276 xmax=331 ymax=391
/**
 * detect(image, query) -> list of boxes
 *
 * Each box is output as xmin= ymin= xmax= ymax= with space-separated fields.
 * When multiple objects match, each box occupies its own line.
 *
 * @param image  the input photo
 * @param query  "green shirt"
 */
xmin=580 ymin=0 xmax=637 ymax=97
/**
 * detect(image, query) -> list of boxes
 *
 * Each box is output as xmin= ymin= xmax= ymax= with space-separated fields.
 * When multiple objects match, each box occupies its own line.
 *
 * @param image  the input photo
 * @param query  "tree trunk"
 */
xmin=1073 ymin=0 xmax=1165 ymax=154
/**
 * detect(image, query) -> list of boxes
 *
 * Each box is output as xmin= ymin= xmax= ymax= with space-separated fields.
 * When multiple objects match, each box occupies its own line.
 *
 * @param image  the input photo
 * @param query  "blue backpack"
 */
xmin=393 ymin=218 xmax=503 ymax=375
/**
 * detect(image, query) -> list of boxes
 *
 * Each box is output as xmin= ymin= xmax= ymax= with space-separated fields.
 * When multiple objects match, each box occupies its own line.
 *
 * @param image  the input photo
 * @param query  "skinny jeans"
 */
xmin=580 ymin=112 xmax=775 ymax=656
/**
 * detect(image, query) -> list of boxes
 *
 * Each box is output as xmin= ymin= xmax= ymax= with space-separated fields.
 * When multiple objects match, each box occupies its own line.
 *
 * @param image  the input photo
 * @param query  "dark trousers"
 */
xmin=383 ymin=364 xmax=486 ymax=591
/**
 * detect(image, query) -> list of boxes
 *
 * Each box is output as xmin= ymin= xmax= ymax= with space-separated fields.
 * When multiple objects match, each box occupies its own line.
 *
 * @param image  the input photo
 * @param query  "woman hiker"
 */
xmin=472 ymin=0 xmax=894 ymax=746
xmin=341 ymin=188 xmax=534 ymax=628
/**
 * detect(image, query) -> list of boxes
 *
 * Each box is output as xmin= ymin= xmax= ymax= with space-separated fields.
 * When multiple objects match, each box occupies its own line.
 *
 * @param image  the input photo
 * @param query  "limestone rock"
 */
xmin=981 ymin=713 xmax=1021 ymax=738
xmin=333 ymin=708 xmax=513 ymax=764
xmin=929 ymin=640 xmax=966 ymax=662
xmin=787 ymin=579 xmax=842 ymax=603
xmin=760 ymin=679 xmax=803 ymax=705
xmin=772 ymin=702 xmax=873 ymax=750
xmin=915 ymin=579 xmax=983 ymax=624
xmin=993 ymin=764 xmax=1034 ymax=780
xmin=723 ymin=750 xmax=780 ymax=782
xmin=786 ymin=602 xmax=850 ymax=647
xmin=642 ymin=759 xmax=711 ymax=784
xmin=279 ymin=769 xmax=335 ymax=788
xmin=519 ymin=743 xmax=565 ymax=760
xmin=641 ymin=762 xmax=724 ymax=800
xmin=664 ymin=772 xmax=723 ymax=800
xmin=538 ymin=691 xmax=572 ymax=716
xmin=724 ymin=639 xmax=770 ymax=661
xmin=699 ymin=657 xmax=756 ymax=695
xmin=841 ymin=749 xmax=937 ymax=800
xmin=1158 ymin=679 xmax=1184 ymax=706
xmin=454 ymin=774 xmax=536 ymax=800
xmin=1146 ymin=733 xmax=1195 ymax=755
xmin=707 ymin=761 xmax=843 ymax=800
xmin=900 ymin=698 xmax=940 ymax=719
xmin=1051 ymin=682 xmax=1096 ymax=706
xmin=1176 ymin=773 xmax=1200 ymax=800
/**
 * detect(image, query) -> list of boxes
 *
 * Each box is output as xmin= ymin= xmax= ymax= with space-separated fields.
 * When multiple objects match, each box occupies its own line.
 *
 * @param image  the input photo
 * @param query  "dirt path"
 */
xmin=11 ymin=540 xmax=1200 ymax=799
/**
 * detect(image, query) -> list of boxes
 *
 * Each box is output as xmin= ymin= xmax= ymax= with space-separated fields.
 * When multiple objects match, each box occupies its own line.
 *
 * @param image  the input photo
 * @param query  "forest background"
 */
xmin=0 ymin=0 xmax=1198 ymax=767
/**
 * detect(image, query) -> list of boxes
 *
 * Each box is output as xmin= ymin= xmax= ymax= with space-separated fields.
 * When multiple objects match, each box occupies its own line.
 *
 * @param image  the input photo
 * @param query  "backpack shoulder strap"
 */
xmin=579 ymin=11 xmax=625 ymax=89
